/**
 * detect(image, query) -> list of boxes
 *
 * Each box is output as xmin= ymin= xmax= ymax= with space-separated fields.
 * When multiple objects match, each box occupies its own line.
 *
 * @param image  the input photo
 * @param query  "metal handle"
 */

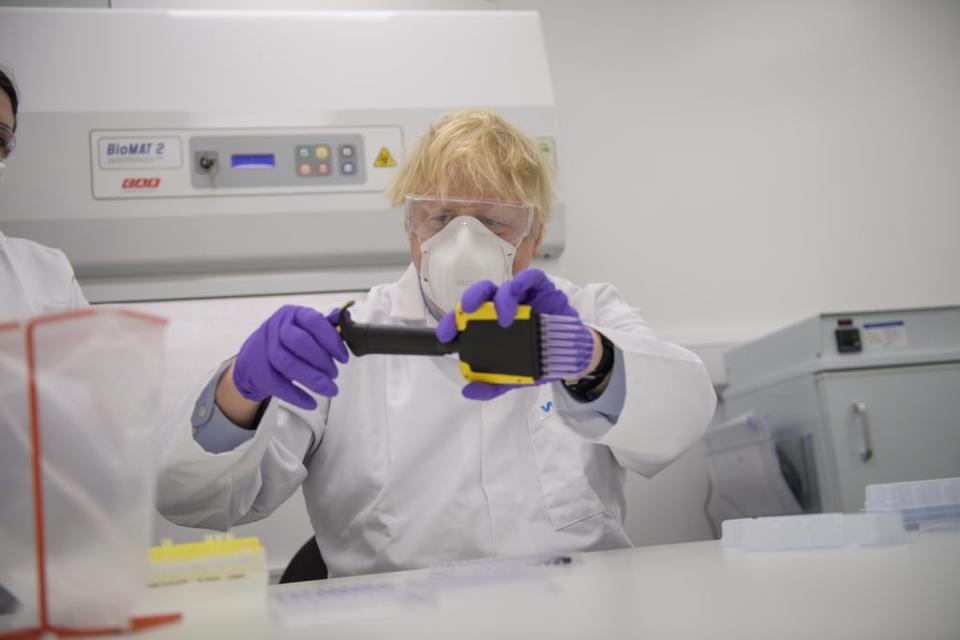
xmin=852 ymin=401 xmax=874 ymax=462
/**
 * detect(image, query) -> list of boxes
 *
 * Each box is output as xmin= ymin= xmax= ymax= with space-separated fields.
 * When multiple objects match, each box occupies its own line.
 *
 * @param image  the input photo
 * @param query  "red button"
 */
xmin=298 ymin=162 xmax=312 ymax=176
xmin=317 ymin=162 xmax=331 ymax=176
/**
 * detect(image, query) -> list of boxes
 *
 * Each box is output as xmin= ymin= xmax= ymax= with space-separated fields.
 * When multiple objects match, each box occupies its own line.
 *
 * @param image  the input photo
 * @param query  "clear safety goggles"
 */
xmin=0 ymin=124 xmax=15 ymax=160
xmin=404 ymin=195 xmax=534 ymax=247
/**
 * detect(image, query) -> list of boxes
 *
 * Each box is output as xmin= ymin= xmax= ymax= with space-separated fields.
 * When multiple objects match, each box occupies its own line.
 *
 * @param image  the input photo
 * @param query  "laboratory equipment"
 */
xmin=865 ymin=476 xmax=960 ymax=531
xmin=720 ymin=513 xmax=906 ymax=551
xmin=0 ymin=8 xmax=565 ymax=303
xmin=0 ymin=7 xmax=567 ymax=577
xmin=0 ymin=309 xmax=168 ymax=636
xmin=720 ymin=306 xmax=960 ymax=515
xmin=338 ymin=301 xmax=594 ymax=384
xmin=703 ymin=411 xmax=805 ymax=530
xmin=148 ymin=534 xmax=266 ymax=590
xmin=145 ymin=534 xmax=267 ymax=621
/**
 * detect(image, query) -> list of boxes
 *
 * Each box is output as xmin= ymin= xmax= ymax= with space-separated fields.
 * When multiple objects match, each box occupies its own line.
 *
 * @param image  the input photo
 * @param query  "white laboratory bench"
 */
xmin=131 ymin=532 xmax=960 ymax=640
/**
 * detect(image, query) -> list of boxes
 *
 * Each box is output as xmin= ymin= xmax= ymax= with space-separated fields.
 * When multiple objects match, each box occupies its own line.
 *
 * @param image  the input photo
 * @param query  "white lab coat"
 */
xmin=157 ymin=265 xmax=716 ymax=578
xmin=0 ymin=230 xmax=88 ymax=322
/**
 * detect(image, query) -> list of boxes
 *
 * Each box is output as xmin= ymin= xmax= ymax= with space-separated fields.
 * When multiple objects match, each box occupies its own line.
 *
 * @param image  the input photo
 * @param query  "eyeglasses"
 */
xmin=404 ymin=195 xmax=534 ymax=246
xmin=0 ymin=124 xmax=15 ymax=160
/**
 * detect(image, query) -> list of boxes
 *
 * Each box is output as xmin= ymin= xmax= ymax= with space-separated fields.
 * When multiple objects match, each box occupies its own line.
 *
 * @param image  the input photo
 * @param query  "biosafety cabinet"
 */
xmin=0 ymin=7 xmax=567 ymax=573
xmin=720 ymin=307 xmax=960 ymax=515
xmin=0 ymin=8 xmax=564 ymax=303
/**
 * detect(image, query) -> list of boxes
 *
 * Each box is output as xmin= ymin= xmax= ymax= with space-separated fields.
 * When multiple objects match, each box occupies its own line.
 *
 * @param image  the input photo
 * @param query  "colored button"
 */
xmin=341 ymin=161 xmax=356 ymax=175
xmin=314 ymin=145 xmax=330 ymax=160
xmin=339 ymin=145 xmax=355 ymax=158
xmin=297 ymin=162 xmax=312 ymax=176
xmin=297 ymin=146 xmax=310 ymax=159
xmin=317 ymin=162 xmax=331 ymax=176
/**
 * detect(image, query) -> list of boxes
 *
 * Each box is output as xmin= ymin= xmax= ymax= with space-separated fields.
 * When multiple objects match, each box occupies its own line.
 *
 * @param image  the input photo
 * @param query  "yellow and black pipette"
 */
xmin=336 ymin=301 xmax=593 ymax=384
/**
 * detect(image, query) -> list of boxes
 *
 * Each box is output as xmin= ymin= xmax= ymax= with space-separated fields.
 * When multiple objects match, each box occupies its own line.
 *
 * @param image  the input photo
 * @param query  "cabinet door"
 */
xmin=816 ymin=363 xmax=960 ymax=513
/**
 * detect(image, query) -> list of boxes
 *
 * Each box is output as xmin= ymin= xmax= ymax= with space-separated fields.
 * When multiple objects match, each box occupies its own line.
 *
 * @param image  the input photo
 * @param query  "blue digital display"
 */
xmin=231 ymin=154 xmax=275 ymax=169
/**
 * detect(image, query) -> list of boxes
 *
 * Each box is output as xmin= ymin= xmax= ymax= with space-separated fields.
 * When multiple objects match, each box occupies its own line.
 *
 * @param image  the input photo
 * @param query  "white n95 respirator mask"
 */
xmin=419 ymin=216 xmax=517 ymax=315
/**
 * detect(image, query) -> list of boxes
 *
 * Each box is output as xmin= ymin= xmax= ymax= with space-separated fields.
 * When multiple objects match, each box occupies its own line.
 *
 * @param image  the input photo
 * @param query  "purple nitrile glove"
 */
xmin=233 ymin=305 xmax=349 ymax=410
xmin=436 ymin=269 xmax=590 ymax=401
xmin=491 ymin=268 xmax=579 ymax=324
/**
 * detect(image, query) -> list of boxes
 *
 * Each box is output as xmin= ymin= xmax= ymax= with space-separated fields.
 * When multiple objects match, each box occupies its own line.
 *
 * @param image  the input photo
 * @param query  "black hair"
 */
xmin=0 ymin=66 xmax=19 ymax=128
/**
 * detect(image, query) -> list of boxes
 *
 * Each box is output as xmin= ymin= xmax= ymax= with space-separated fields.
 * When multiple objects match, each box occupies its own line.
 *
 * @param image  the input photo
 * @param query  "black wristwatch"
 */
xmin=562 ymin=333 xmax=614 ymax=398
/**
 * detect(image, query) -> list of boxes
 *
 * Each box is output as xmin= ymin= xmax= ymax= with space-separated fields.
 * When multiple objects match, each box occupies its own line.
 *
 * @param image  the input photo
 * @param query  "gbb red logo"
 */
xmin=121 ymin=177 xmax=161 ymax=189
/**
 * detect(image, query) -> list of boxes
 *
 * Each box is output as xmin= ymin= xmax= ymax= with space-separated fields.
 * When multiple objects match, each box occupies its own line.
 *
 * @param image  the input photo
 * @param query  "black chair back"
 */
xmin=279 ymin=537 xmax=328 ymax=584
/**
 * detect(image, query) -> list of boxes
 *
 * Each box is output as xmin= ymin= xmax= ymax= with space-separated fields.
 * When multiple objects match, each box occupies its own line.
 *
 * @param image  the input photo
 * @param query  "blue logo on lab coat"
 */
xmin=540 ymin=400 xmax=553 ymax=414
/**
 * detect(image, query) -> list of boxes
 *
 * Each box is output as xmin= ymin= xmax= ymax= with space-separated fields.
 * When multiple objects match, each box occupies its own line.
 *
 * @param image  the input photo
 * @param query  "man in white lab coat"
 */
xmin=0 ymin=67 xmax=88 ymax=321
xmin=157 ymin=109 xmax=717 ymax=578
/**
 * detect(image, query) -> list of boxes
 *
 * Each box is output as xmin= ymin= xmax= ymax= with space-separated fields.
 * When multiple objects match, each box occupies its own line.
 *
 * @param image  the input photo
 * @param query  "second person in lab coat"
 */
xmin=157 ymin=109 xmax=717 ymax=578
xmin=0 ymin=67 xmax=87 ymax=321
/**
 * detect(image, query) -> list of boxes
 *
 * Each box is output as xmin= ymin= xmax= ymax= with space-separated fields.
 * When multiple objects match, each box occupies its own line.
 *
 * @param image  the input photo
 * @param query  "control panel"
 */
xmin=834 ymin=320 xmax=863 ymax=354
xmin=90 ymin=126 xmax=402 ymax=200
xmin=190 ymin=134 xmax=367 ymax=189
xmin=832 ymin=317 xmax=909 ymax=356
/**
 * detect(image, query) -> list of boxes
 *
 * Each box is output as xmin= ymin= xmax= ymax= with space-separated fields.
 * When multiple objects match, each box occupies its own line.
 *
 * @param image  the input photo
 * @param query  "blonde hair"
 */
xmin=387 ymin=108 xmax=556 ymax=231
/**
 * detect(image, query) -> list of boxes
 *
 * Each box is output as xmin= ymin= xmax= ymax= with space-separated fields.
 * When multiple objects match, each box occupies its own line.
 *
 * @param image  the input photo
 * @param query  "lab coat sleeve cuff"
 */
xmin=190 ymin=360 xmax=257 ymax=454
xmin=562 ymin=345 xmax=626 ymax=422
xmin=552 ymin=344 xmax=626 ymax=441
xmin=596 ymin=326 xmax=717 ymax=478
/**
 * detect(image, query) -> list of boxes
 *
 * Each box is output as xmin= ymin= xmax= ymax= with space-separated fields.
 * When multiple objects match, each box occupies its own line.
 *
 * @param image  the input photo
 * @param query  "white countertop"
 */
xmin=131 ymin=532 xmax=960 ymax=640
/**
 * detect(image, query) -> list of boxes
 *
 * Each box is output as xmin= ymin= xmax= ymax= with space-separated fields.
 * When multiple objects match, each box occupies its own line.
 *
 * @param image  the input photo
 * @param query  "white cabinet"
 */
xmin=719 ymin=307 xmax=960 ymax=516
xmin=816 ymin=364 xmax=960 ymax=512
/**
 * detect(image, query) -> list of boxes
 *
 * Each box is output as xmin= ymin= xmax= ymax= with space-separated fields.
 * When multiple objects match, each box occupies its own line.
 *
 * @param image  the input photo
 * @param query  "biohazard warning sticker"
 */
xmin=374 ymin=147 xmax=397 ymax=168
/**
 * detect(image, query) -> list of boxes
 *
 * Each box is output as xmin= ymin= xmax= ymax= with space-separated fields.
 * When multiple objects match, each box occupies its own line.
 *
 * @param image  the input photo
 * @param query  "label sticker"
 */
xmin=97 ymin=137 xmax=182 ymax=170
xmin=373 ymin=147 xmax=397 ymax=168
xmin=536 ymin=137 xmax=557 ymax=170
xmin=863 ymin=320 xmax=907 ymax=349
